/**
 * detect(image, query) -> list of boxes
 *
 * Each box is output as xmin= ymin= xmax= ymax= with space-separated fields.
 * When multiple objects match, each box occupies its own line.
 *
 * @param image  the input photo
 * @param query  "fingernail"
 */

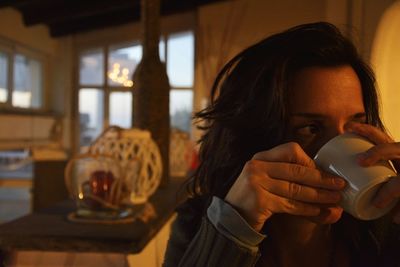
xmin=334 ymin=178 xmax=346 ymax=187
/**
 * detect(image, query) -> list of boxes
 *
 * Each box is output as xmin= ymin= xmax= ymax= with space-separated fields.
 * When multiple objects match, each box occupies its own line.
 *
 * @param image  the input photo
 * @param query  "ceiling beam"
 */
xmin=49 ymin=8 xmax=141 ymax=37
xmin=1 ymin=0 xmax=230 ymax=37
xmin=0 ymin=0 xmax=31 ymax=9
xmin=22 ymin=0 xmax=139 ymax=26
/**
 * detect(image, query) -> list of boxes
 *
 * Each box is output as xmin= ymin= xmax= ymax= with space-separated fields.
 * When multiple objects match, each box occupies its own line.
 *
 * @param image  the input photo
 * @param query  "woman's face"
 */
xmin=287 ymin=65 xmax=366 ymax=157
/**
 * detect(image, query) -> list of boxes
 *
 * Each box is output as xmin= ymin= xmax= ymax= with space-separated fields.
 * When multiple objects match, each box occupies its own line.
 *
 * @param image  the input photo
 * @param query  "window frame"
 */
xmin=73 ymin=13 xmax=196 ymax=153
xmin=0 ymin=42 xmax=13 ymax=108
xmin=0 ymin=37 xmax=49 ymax=114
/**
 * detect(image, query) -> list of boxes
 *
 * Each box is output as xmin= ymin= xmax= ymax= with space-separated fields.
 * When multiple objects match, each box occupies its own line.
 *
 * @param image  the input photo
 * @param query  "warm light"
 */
xmin=108 ymin=63 xmax=134 ymax=87
xmin=78 ymin=192 xmax=84 ymax=199
xmin=12 ymin=91 xmax=31 ymax=108
xmin=0 ymin=88 xmax=7 ymax=102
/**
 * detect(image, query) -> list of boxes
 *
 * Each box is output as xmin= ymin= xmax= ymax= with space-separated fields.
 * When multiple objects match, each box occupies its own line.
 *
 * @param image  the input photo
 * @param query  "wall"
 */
xmin=192 ymin=0 xmax=399 ymax=141
xmin=0 ymin=7 xmax=72 ymax=152
xmin=0 ymin=8 xmax=58 ymax=56
xmin=360 ymin=0 xmax=397 ymax=62
xmin=371 ymin=0 xmax=400 ymax=140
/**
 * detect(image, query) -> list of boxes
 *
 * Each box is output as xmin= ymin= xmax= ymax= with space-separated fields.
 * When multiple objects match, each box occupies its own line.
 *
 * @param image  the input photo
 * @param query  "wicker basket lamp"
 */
xmin=89 ymin=126 xmax=163 ymax=204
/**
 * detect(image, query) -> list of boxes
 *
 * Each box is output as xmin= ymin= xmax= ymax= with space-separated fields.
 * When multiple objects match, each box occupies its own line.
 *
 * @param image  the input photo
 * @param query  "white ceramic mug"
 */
xmin=314 ymin=133 xmax=398 ymax=220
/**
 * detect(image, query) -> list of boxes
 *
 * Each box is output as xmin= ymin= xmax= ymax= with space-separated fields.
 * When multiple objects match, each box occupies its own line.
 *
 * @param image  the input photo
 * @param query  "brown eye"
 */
xmin=296 ymin=124 xmax=320 ymax=136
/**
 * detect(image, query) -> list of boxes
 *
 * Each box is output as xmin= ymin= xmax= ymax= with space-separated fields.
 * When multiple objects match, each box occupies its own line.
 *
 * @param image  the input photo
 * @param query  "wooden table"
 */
xmin=0 ymin=176 xmax=186 ymax=254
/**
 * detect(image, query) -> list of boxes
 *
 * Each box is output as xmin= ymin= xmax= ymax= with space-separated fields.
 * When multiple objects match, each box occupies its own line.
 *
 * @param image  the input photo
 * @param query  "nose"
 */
xmin=327 ymin=121 xmax=347 ymax=139
xmin=336 ymin=123 xmax=346 ymax=135
xmin=311 ymin=123 xmax=347 ymax=157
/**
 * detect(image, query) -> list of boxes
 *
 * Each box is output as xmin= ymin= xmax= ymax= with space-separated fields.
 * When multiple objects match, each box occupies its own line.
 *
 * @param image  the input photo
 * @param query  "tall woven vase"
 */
xmin=133 ymin=0 xmax=170 ymax=186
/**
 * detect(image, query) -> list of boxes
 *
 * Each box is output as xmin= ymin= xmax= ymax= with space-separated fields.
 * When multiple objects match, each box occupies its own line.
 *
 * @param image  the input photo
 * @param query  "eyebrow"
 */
xmin=291 ymin=112 xmax=367 ymax=119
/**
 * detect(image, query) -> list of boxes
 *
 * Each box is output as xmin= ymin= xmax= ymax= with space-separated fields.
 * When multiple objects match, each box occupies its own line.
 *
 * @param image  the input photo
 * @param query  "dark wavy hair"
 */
xmin=189 ymin=22 xmax=384 ymax=199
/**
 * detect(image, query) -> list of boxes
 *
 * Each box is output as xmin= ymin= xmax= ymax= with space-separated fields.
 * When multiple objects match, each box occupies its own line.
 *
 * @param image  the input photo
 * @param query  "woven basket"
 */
xmin=89 ymin=126 xmax=162 ymax=204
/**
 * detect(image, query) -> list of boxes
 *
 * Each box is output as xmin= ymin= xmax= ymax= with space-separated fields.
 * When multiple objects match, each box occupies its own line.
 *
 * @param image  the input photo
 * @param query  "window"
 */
xmin=0 ymin=51 xmax=8 ymax=103
xmin=109 ymin=91 xmax=132 ymax=128
xmin=79 ymin=88 xmax=104 ymax=147
xmin=167 ymin=32 xmax=194 ymax=87
xmin=77 ymin=31 xmax=195 ymax=150
xmin=79 ymin=49 xmax=104 ymax=86
xmin=167 ymin=32 xmax=194 ymax=133
xmin=13 ymin=54 xmax=43 ymax=108
xmin=170 ymin=90 xmax=193 ymax=132
xmin=0 ymin=42 xmax=45 ymax=110
xmin=78 ymin=44 xmax=139 ymax=148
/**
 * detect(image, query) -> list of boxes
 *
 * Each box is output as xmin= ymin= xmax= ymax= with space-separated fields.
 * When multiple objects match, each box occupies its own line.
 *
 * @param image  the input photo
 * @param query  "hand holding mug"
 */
xmin=225 ymin=142 xmax=346 ymax=232
xmin=345 ymin=122 xmax=400 ymax=222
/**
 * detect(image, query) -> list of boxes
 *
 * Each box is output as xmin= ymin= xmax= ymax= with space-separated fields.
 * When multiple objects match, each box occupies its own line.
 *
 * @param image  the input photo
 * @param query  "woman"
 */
xmin=163 ymin=22 xmax=400 ymax=267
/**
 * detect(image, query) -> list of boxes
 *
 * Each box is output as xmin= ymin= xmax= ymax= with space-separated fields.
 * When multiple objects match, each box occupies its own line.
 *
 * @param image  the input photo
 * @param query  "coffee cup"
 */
xmin=314 ymin=133 xmax=398 ymax=220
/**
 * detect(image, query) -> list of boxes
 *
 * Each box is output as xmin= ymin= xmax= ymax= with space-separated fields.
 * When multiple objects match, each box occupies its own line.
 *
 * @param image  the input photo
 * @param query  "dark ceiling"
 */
xmin=0 ymin=0 xmax=226 ymax=38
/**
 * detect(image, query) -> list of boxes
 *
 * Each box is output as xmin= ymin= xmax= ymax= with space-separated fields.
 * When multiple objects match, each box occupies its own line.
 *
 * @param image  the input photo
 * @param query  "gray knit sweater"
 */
xmin=163 ymin=196 xmax=400 ymax=267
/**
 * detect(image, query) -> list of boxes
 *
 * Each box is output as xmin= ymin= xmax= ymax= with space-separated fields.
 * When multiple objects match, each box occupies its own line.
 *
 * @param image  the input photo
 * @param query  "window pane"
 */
xmin=108 ymin=45 xmax=141 ymax=87
xmin=13 ymin=54 xmax=42 ymax=108
xmin=79 ymin=88 xmax=104 ymax=147
xmin=170 ymin=89 xmax=193 ymax=132
xmin=167 ymin=32 xmax=194 ymax=87
xmin=109 ymin=91 xmax=132 ymax=128
xmin=0 ymin=51 xmax=8 ymax=103
xmin=79 ymin=50 xmax=104 ymax=85
xmin=159 ymin=37 xmax=165 ymax=62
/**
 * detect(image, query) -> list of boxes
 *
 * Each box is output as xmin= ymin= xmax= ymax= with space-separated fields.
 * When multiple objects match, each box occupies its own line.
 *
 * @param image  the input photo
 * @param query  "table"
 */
xmin=0 ymin=176 xmax=186 ymax=254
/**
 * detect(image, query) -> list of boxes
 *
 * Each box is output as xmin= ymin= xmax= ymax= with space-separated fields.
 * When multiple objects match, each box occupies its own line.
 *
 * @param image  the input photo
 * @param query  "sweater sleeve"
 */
xmin=163 ymin=196 xmax=263 ymax=267
xmin=207 ymin=196 xmax=266 ymax=251
xmin=163 ymin=197 xmax=205 ymax=267
xmin=178 ymin=217 xmax=261 ymax=267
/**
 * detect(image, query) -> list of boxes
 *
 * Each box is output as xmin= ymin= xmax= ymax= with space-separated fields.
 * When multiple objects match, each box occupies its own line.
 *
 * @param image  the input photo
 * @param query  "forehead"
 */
xmin=288 ymin=65 xmax=365 ymax=115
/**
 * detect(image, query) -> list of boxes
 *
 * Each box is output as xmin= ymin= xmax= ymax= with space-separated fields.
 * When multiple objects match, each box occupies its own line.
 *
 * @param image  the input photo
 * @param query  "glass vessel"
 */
xmin=65 ymin=155 xmax=138 ymax=219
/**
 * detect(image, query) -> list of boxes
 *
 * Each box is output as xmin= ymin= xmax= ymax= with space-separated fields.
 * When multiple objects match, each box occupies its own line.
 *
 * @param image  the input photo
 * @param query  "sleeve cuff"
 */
xmin=207 ymin=196 xmax=266 ymax=249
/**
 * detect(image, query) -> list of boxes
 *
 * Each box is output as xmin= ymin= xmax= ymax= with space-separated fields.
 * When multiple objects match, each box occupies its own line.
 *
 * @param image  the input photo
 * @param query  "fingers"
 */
xmin=245 ymin=159 xmax=346 ymax=190
xmin=373 ymin=177 xmax=400 ymax=208
xmin=226 ymin=142 xmax=347 ymax=230
xmin=371 ymin=177 xmax=400 ymax=224
xmin=262 ymin=175 xmax=342 ymax=204
xmin=345 ymin=122 xmax=400 ymax=171
xmin=236 ymin=160 xmax=343 ymax=226
xmin=305 ymin=205 xmax=344 ymax=225
xmin=346 ymin=123 xmax=400 ymax=222
xmin=253 ymin=142 xmax=315 ymax=168
xmin=357 ymin=143 xmax=400 ymax=166
xmin=263 ymin=190 xmax=321 ymax=217
xmin=345 ymin=122 xmax=393 ymax=145
xmin=225 ymin=158 xmax=344 ymax=230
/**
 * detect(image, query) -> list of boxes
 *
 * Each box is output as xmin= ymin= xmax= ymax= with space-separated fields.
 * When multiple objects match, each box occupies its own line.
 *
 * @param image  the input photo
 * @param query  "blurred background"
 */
xmin=1 ymin=0 xmax=400 ymax=265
